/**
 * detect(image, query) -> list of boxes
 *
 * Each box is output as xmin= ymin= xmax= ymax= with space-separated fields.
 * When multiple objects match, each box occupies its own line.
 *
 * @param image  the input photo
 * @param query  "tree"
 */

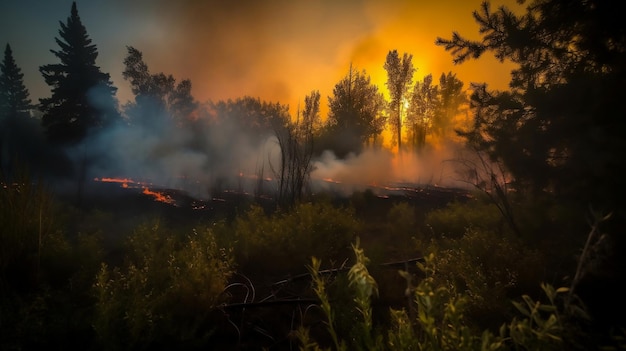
xmin=434 ymin=72 xmax=466 ymax=138
xmin=384 ymin=50 xmax=415 ymax=152
xmin=300 ymin=90 xmax=321 ymax=136
xmin=0 ymin=44 xmax=33 ymax=175
xmin=436 ymin=0 xmax=626 ymax=329
xmin=273 ymin=106 xmax=314 ymax=207
xmin=436 ymin=0 xmax=626 ymax=206
xmin=325 ymin=65 xmax=385 ymax=157
xmin=406 ymin=74 xmax=438 ymax=150
xmin=122 ymin=46 xmax=197 ymax=128
xmin=39 ymin=2 xmax=119 ymax=144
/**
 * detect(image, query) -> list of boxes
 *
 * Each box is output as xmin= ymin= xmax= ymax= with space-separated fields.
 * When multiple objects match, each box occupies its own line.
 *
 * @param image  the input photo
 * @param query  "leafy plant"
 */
xmin=93 ymin=221 xmax=234 ymax=349
xmin=298 ymin=241 xmax=584 ymax=351
xmin=232 ymin=201 xmax=359 ymax=275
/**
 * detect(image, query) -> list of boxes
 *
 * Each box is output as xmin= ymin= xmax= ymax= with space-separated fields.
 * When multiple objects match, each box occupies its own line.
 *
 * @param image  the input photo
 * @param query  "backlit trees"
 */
xmin=326 ymin=65 xmax=385 ymax=157
xmin=384 ymin=50 xmax=415 ymax=152
xmin=122 ymin=46 xmax=198 ymax=128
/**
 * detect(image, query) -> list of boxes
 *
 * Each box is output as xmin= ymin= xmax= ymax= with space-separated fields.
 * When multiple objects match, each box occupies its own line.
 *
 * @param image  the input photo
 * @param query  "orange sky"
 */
xmin=124 ymin=0 xmax=524 ymax=116
xmin=1 ymin=0 xmax=524 ymax=116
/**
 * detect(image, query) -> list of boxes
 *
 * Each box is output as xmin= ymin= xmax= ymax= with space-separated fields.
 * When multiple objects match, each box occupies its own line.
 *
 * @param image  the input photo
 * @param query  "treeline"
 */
xmin=0 ymin=2 xmax=469 ymax=195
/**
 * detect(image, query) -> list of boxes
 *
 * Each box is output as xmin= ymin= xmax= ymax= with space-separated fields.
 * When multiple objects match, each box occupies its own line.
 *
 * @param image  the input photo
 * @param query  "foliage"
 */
xmin=122 ymin=46 xmax=198 ymax=127
xmin=93 ymin=221 xmax=234 ymax=349
xmin=39 ymin=1 xmax=119 ymax=144
xmin=427 ymin=228 xmax=546 ymax=331
xmin=0 ymin=44 xmax=31 ymax=119
xmin=387 ymin=202 xmax=417 ymax=240
xmin=384 ymin=50 xmax=415 ymax=151
xmin=298 ymin=238 xmax=383 ymax=351
xmin=436 ymin=0 xmax=626 ymax=210
xmin=324 ymin=65 xmax=386 ymax=157
xmin=405 ymin=72 xmax=467 ymax=151
xmin=435 ymin=72 xmax=466 ymax=139
xmin=298 ymin=242 xmax=584 ymax=351
xmin=0 ymin=168 xmax=107 ymax=350
xmin=231 ymin=201 xmax=359 ymax=275
xmin=425 ymin=198 xmax=504 ymax=239
xmin=406 ymin=74 xmax=438 ymax=150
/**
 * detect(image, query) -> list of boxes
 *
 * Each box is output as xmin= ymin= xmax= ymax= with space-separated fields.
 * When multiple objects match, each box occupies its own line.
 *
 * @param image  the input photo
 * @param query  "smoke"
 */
xmin=60 ymin=93 xmax=285 ymax=199
xmin=310 ymin=141 xmax=471 ymax=196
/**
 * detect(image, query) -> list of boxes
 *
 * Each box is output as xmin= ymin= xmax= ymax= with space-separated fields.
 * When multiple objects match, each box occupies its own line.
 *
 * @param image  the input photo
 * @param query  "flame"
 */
xmin=94 ymin=177 xmax=176 ymax=205
xmin=142 ymin=187 xmax=175 ymax=205
xmin=95 ymin=177 xmax=135 ymax=188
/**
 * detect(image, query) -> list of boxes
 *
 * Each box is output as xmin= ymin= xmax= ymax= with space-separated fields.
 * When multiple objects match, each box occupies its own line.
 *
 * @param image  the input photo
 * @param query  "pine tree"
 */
xmin=0 ymin=43 xmax=33 ymax=175
xmin=0 ymin=44 xmax=32 ymax=120
xmin=39 ymin=1 xmax=119 ymax=144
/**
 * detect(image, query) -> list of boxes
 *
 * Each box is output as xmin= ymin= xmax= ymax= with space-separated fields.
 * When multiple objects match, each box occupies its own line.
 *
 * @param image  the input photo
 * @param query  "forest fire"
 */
xmin=141 ymin=187 xmax=175 ymax=205
xmin=93 ymin=177 xmax=176 ymax=205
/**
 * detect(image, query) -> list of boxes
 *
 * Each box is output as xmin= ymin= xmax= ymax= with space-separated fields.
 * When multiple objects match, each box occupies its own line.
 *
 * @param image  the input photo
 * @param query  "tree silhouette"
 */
xmin=434 ymin=72 xmax=466 ymax=138
xmin=384 ymin=50 xmax=415 ymax=152
xmin=123 ymin=46 xmax=197 ymax=128
xmin=274 ymin=100 xmax=315 ymax=208
xmin=406 ymin=74 xmax=438 ymax=150
xmin=0 ymin=44 xmax=33 ymax=175
xmin=436 ymin=0 xmax=626 ymax=207
xmin=39 ymin=2 xmax=119 ymax=144
xmin=325 ymin=65 xmax=385 ymax=157
xmin=300 ymin=90 xmax=321 ymax=136
xmin=437 ymin=0 xmax=626 ymax=329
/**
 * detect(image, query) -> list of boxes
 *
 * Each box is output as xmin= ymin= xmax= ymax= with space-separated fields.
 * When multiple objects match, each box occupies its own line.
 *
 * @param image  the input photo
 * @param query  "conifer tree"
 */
xmin=39 ymin=2 xmax=119 ymax=144
xmin=0 ymin=43 xmax=33 ymax=174
xmin=0 ymin=44 xmax=32 ymax=120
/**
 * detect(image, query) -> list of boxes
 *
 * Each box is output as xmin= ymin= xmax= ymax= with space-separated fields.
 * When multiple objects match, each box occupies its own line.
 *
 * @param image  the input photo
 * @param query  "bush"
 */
xmin=298 ymin=242 xmax=584 ymax=351
xmin=426 ymin=228 xmax=546 ymax=330
xmin=93 ymin=221 xmax=234 ymax=349
xmin=425 ymin=197 xmax=506 ymax=239
xmin=231 ymin=201 xmax=360 ymax=276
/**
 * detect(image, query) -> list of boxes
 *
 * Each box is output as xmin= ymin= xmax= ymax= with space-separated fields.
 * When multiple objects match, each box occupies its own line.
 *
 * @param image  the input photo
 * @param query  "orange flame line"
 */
xmin=142 ymin=187 xmax=175 ymax=204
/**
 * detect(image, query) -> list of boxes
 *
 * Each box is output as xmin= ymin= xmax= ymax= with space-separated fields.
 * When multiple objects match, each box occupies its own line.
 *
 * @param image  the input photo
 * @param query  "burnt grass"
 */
xmin=60 ymin=180 xmax=471 ymax=349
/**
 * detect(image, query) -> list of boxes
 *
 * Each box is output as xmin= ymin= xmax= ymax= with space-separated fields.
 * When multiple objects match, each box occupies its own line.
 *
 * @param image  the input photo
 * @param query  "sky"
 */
xmin=0 ymin=0 xmax=524 ymax=116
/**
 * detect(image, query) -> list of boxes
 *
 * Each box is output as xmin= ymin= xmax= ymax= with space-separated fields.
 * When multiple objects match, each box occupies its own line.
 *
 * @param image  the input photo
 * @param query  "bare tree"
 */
xmin=453 ymin=146 xmax=521 ymax=237
xmin=269 ymin=95 xmax=316 ymax=208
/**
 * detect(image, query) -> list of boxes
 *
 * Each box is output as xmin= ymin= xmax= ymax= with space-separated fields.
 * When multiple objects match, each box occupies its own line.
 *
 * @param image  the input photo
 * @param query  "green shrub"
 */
xmin=232 ymin=201 xmax=359 ymax=275
xmin=426 ymin=228 xmax=546 ymax=330
xmin=93 ymin=221 xmax=234 ymax=349
xmin=425 ymin=197 xmax=505 ymax=239
xmin=298 ymin=243 xmax=581 ymax=351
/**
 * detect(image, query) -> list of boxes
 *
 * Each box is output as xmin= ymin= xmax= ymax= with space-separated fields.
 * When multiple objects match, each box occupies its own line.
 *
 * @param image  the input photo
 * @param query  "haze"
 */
xmin=0 ymin=0 xmax=522 ymax=114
